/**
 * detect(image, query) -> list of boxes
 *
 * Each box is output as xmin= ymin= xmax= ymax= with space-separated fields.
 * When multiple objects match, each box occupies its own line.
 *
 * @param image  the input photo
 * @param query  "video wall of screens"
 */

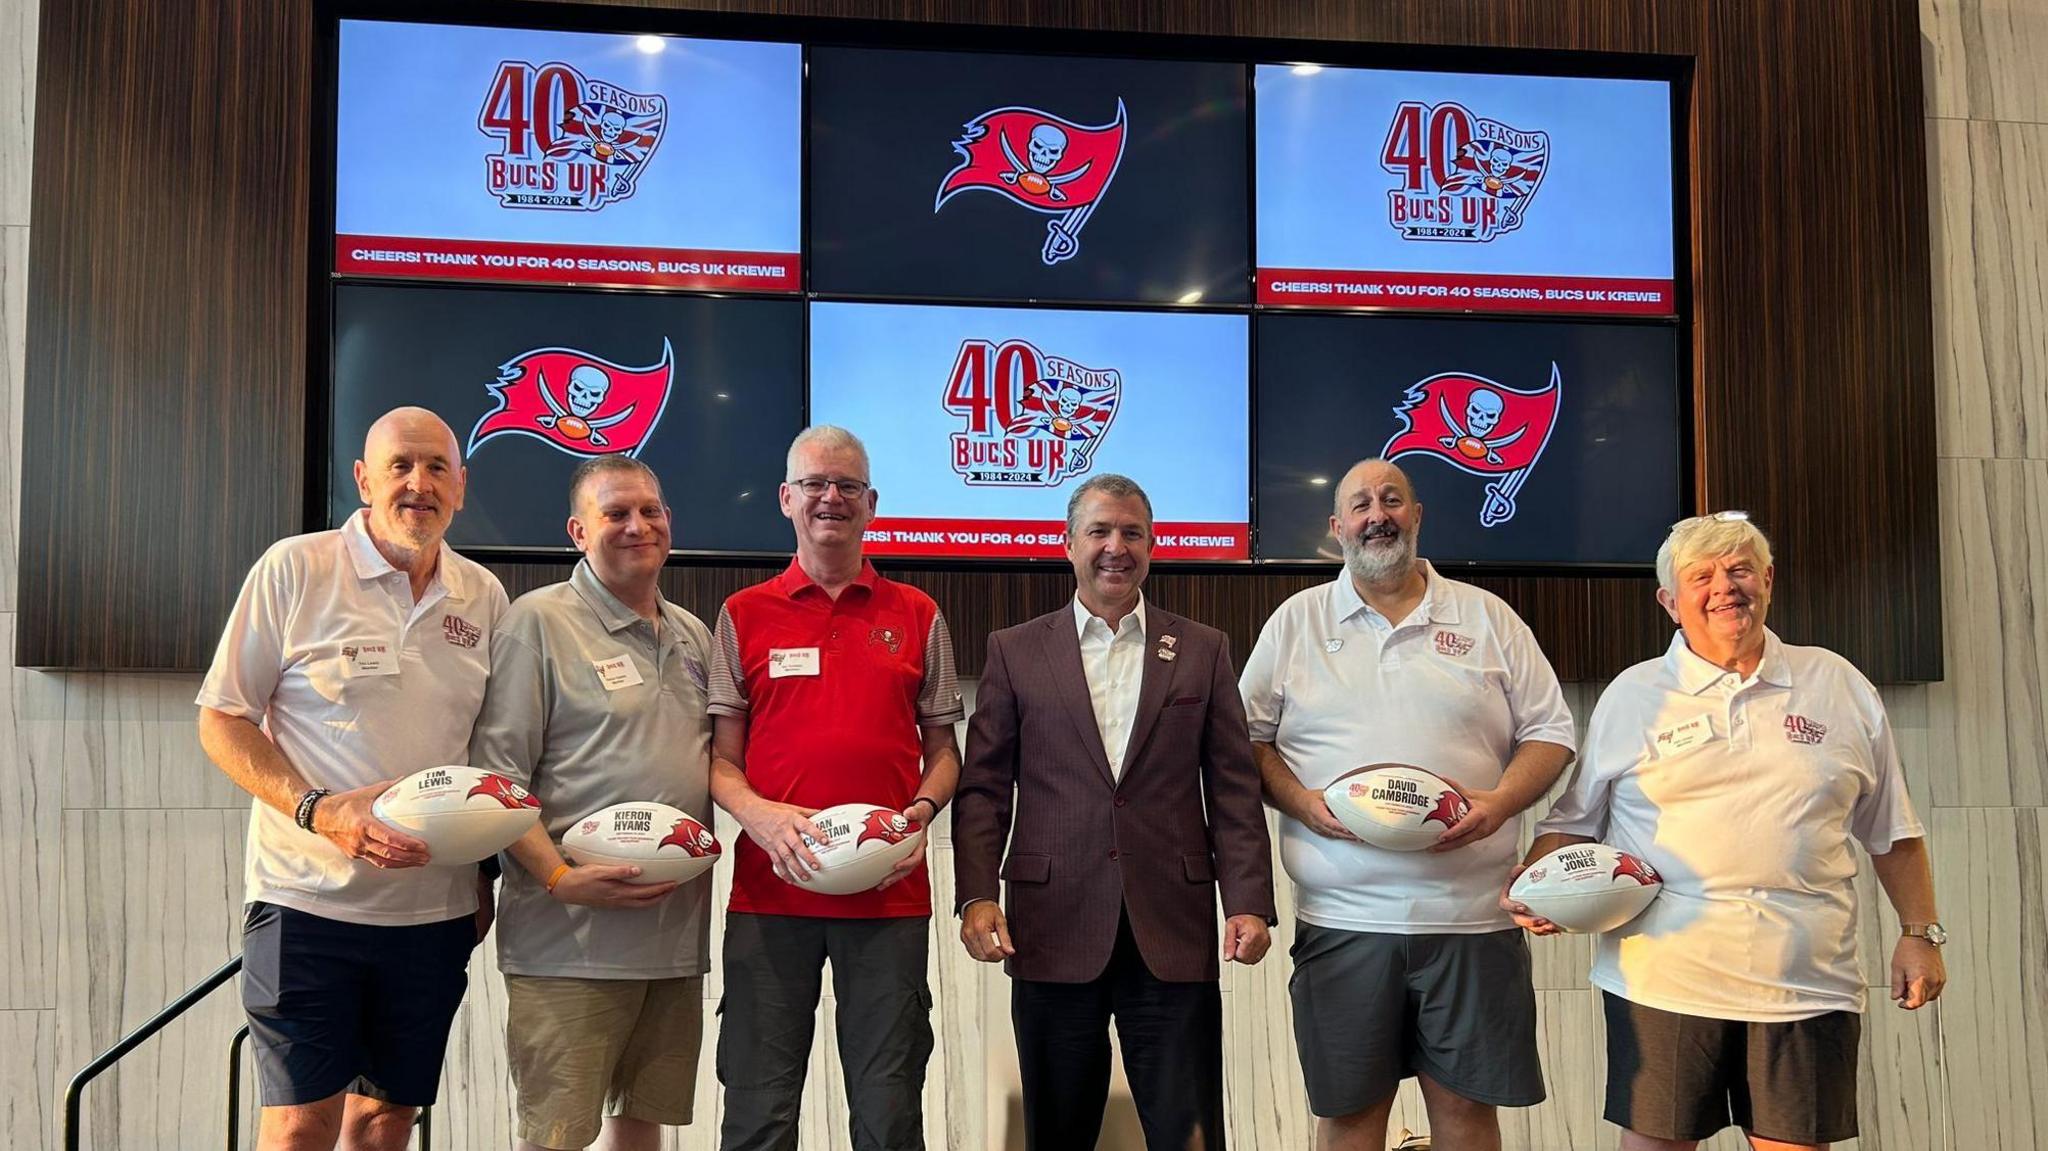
xmin=324 ymin=14 xmax=1685 ymax=567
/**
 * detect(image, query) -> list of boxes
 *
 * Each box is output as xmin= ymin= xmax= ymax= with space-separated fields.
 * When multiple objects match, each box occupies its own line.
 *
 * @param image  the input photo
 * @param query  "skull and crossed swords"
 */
xmin=1437 ymin=388 xmax=1526 ymax=465
xmin=999 ymin=123 xmax=1093 ymax=202
xmin=537 ymin=364 xmax=635 ymax=448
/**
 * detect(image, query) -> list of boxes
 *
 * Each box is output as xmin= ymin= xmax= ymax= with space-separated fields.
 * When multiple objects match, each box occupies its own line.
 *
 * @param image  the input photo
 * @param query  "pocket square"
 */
xmin=1166 ymin=695 xmax=1204 ymax=708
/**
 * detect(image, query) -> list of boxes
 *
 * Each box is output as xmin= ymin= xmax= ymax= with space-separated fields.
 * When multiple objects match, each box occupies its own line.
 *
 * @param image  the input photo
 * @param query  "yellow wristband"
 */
xmin=544 ymin=863 xmax=571 ymax=893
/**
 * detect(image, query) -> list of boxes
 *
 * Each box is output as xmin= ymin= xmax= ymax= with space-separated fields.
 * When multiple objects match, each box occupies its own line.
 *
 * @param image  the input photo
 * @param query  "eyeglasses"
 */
xmin=790 ymin=476 xmax=871 ymax=500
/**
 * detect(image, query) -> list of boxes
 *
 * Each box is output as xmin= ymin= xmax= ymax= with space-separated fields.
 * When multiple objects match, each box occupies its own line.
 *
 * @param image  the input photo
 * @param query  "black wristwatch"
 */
xmin=910 ymin=797 xmax=941 ymax=823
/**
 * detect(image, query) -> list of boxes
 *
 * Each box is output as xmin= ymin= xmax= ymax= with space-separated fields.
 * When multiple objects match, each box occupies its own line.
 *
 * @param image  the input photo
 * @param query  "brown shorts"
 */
xmin=504 ymin=973 xmax=705 ymax=1148
xmin=1601 ymin=991 xmax=1860 ymax=1144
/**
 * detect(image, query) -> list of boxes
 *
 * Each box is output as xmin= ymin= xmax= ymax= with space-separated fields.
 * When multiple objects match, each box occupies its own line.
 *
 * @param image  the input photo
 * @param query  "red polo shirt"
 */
xmin=708 ymin=559 xmax=963 ymax=918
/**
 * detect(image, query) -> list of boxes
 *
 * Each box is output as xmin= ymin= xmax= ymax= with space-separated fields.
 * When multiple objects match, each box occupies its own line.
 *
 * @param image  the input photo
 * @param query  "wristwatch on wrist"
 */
xmin=1902 ymin=922 xmax=1948 ymax=947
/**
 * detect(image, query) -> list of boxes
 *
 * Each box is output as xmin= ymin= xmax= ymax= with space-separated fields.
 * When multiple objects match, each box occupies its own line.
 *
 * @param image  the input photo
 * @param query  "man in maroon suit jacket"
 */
xmin=954 ymin=474 xmax=1277 ymax=1151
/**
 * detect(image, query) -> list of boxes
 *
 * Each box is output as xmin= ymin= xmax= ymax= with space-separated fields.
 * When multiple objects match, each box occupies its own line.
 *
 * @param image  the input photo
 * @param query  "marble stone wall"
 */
xmin=3 ymin=0 xmax=2043 ymax=1146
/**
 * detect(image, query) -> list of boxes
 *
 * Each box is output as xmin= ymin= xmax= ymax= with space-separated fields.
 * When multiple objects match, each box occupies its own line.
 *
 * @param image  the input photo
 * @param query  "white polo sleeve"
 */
xmin=1498 ymin=610 xmax=1577 ymax=751
xmin=194 ymin=545 xmax=292 ymax=722
xmin=1534 ymin=682 xmax=1625 ymax=839
xmin=1848 ymin=680 xmax=1926 ymax=855
xmin=1238 ymin=609 xmax=1289 ymax=745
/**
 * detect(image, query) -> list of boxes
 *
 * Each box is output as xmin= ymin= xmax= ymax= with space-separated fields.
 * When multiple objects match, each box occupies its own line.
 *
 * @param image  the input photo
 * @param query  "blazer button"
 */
xmin=1114 ymin=796 xmax=1127 ymax=808
xmin=1108 ymin=849 xmax=1120 ymax=861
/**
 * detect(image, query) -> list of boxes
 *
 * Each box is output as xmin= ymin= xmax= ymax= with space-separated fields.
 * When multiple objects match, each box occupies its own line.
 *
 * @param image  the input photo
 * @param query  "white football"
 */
xmin=1510 ymin=843 xmax=1664 ymax=933
xmin=371 ymin=766 xmax=541 ymax=866
xmin=794 ymin=803 xmax=926 ymax=896
xmin=561 ymin=802 xmax=721 ymax=886
xmin=1323 ymin=764 xmax=1470 ymax=851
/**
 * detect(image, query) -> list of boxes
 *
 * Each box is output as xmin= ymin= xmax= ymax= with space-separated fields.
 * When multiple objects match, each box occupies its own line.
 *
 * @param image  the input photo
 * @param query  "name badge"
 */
xmin=341 ymin=641 xmax=398 ymax=678
xmin=768 ymin=647 xmax=821 ymax=678
xmin=592 ymin=655 xmax=644 ymax=691
xmin=1651 ymin=715 xmax=1714 ymax=757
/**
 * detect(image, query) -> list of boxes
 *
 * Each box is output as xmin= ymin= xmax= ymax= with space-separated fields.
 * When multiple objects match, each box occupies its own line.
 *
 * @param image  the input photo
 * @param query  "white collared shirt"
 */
xmin=1240 ymin=563 xmax=1577 ymax=933
xmin=1074 ymin=595 xmax=1148 ymax=781
xmin=1537 ymin=628 xmax=1923 ymax=1021
xmin=196 ymin=510 xmax=510 ymax=926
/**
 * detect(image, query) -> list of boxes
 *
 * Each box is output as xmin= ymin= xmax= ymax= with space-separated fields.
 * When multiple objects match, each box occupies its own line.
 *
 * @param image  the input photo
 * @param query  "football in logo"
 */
xmin=468 ymin=340 xmax=675 ymax=459
xmin=941 ymin=338 xmax=1121 ymax=487
xmin=934 ymin=100 xmax=1129 ymax=265
xmin=1383 ymin=364 xmax=1561 ymax=527
xmin=478 ymin=59 xmax=666 ymax=211
xmin=1381 ymin=100 xmax=1549 ymax=242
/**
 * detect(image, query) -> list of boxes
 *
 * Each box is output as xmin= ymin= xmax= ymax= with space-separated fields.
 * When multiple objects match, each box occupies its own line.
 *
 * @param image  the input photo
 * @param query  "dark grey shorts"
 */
xmin=1287 ymin=923 xmax=1544 ymax=1116
xmin=1601 ymin=991 xmax=1860 ymax=1144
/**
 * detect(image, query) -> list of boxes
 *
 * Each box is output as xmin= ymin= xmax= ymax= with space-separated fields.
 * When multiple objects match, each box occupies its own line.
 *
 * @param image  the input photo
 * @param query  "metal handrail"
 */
xmin=63 ymin=952 xmax=433 ymax=1149
xmin=63 ymin=955 xmax=245 ymax=1151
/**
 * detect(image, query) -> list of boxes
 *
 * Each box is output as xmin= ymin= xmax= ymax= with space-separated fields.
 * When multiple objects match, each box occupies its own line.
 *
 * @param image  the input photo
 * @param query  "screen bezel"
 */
xmin=311 ymin=0 xmax=1693 ymax=575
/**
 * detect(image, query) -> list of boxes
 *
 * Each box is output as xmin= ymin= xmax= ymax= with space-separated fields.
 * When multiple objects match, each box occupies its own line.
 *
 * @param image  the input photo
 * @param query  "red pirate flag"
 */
xmin=856 ymin=808 xmax=916 ymax=847
xmin=660 ymin=817 xmax=720 ymax=858
xmin=467 ymin=774 xmax=541 ymax=810
xmin=467 ymin=340 xmax=674 ymax=459
xmin=934 ymin=100 xmax=1128 ymax=265
xmin=1382 ymin=364 xmax=1562 ymax=527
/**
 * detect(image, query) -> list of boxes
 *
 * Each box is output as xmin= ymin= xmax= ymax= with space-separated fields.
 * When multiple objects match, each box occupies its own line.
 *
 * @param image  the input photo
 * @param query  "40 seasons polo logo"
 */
xmin=1382 ymin=364 xmax=1562 ymax=528
xmin=1381 ymin=100 xmax=1550 ymax=242
xmin=934 ymin=99 xmax=1129 ymax=265
xmin=942 ymin=338 xmax=1121 ymax=487
xmin=468 ymin=340 xmax=675 ymax=459
xmin=477 ymin=59 xmax=666 ymax=210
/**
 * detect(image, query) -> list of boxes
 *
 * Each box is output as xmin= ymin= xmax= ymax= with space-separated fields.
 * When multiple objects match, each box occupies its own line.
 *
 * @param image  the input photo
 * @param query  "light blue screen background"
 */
xmin=1256 ymin=65 xmax=1673 ymax=278
xmin=336 ymin=21 xmax=800 ymax=251
xmin=808 ymin=302 xmax=1249 ymax=525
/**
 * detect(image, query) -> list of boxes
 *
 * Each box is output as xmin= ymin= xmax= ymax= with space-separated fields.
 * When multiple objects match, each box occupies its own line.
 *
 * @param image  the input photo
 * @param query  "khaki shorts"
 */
xmin=504 ymin=973 xmax=705 ymax=1148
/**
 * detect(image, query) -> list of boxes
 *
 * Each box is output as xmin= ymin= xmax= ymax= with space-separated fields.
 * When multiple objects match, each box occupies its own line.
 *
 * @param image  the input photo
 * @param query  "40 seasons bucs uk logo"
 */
xmin=1383 ymin=364 xmax=1562 ymax=528
xmin=934 ymin=100 xmax=1129 ymax=265
xmin=467 ymin=341 xmax=675 ymax=459
xmin=477 ymin=59 xmax=666 ymax=210
xmin=1381 ymin=100 xmax=1550 ymax=242
xmin=943 ymin=338 xmax=1121 ymax=487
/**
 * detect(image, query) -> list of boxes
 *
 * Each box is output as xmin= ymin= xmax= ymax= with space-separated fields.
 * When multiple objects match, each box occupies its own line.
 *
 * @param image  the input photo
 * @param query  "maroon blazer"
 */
xmin=954 ymin=604 xmax=1276 ymax=983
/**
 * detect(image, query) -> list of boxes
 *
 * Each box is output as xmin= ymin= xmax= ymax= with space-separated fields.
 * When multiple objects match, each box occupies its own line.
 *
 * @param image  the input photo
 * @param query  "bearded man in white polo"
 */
xmin=1241 ymin=458 xmax=1576 ymax=1151
xmin=1515 ymin=512 xmax=1946 ymax=1150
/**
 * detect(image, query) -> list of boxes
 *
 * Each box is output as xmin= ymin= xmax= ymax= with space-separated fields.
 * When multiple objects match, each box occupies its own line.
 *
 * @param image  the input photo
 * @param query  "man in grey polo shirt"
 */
xmin=469 ymin=455 xmax=715 ymax=1151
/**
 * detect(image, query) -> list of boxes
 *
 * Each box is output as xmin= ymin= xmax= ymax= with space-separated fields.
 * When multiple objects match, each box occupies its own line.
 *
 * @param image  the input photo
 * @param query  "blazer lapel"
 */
xmin=1119 ymin=608 xmax=1179 ymax=780
xmin=1042 ymin=613 xmax=1117 ymax=790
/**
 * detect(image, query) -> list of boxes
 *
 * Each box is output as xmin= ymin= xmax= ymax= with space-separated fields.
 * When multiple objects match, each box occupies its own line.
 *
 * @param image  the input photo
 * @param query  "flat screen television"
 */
xmin=334 ymin=20 xmax=801 ymax=291
xmin=1256 ymin=64 xmax=1676 ymax=316
xmin=808 ymin=46 xmax=1250 ymax=306
xmin=1254 ymin=312 xmax=1681 ymax=566
xmin=330 ymin=283 xmax=803 ymax=553
xmin=809 ymin=301 xmax=1251 ymax=559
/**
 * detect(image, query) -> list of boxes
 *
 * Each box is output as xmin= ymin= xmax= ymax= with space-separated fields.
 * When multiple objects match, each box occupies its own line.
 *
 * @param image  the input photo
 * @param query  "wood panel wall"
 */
xmin=17 ymin=0 xmax=1938 ymax=681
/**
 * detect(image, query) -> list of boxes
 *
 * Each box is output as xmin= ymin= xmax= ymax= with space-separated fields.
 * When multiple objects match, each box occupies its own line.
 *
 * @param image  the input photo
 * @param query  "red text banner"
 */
xmin=863 ymin=517 xmax=1247 ymax=560
xmin=336 ymin=234 xmax=800 ymax=291
xmin=1258 ymin=268 xmax=1675 ymax=316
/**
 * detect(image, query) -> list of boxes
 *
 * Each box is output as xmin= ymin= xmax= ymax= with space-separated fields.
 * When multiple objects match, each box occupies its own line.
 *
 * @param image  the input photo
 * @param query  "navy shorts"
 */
xmin=240 ymin=901 xmax=475 ymax=1108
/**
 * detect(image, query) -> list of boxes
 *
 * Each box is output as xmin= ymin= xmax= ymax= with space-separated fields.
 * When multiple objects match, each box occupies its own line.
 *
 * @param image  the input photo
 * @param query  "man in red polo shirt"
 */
xmin=708 ymin=425 xmax=965 ymax=1151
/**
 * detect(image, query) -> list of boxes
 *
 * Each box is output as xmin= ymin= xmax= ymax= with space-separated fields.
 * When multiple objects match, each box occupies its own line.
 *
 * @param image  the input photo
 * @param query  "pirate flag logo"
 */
xmin=933 ymin=100 xmax=1128 ymax=265
xmin=467 ymin=774 xmax=541 ymax=810
xmin=1422 ymin=789 xmax=1470 ymax=829
xmin=856 ymin=809 xmax=916 ymax=847
xmin=467 ymin=340 xmax=675 ymax=459
xmin=660 ymin=818 xmax=720 ymax=858
xmin=1382 ymin=365 xmax=1562 ymax=528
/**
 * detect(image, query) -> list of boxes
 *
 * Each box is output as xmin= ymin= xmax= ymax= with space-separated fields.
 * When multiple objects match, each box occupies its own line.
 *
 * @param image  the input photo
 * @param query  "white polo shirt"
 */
xmin=1537 ymin=629 xmax=1924 ymax=1021
xmin=1241 ymin=564 xmax=1576 ymax=933
xmin=196 ymin=511 xmax=509 ymax=926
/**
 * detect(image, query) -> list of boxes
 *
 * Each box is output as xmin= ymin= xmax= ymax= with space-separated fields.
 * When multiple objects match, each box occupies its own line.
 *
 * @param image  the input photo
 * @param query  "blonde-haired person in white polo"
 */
xmin=1512 ymin=512 xmax=1945 ymax=1151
